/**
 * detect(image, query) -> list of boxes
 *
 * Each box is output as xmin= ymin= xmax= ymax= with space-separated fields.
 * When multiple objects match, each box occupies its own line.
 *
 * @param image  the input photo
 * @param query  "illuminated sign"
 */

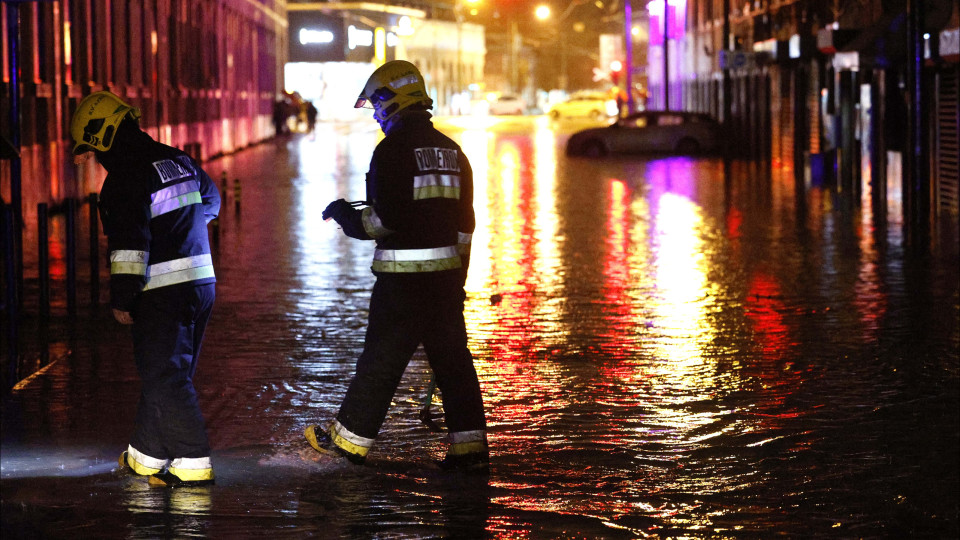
xmin=299 ymin=28 xmax=334 ymax=45
xmin=790 ymin=34 xmax=801 ymax=58
xmin=289 ymin=12 xmax=396 ymax=63
xmin=348 ymin=25 xmax=373 ymax=49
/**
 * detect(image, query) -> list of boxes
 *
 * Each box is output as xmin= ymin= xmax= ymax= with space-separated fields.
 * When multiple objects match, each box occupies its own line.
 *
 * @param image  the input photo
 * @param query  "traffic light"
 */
xmin=609 ymin=60 xmax=623 ymax=86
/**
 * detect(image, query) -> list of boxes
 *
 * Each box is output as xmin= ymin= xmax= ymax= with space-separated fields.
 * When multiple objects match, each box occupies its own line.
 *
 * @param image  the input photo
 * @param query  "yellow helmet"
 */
xmin=354 ymin=60 xmax=432 ymax=125
xmin=70 ymin=91 xmax=141 ymax=154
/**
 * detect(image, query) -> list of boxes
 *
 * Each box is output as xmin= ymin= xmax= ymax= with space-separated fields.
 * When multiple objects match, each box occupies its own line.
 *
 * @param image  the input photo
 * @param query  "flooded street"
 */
xmin=3 ymin=116 xmax=958 ymax=538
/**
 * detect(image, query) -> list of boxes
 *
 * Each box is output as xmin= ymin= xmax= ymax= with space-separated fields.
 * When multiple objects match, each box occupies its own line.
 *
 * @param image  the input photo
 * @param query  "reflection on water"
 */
xmin=448 ymin=118 xmax=957 ymax=536
xmin=2 ymin=118 xmax=957 ymax=538
xmin=122 ymin=480 xmax=212 ymax=538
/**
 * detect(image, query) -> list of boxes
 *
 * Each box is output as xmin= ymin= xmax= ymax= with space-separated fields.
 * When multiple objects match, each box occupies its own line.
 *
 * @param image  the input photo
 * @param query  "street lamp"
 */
xmin=534 ymin=3 xmax=568 ymax=91
xmin=454 ymin=0 xmax=481 ymax=113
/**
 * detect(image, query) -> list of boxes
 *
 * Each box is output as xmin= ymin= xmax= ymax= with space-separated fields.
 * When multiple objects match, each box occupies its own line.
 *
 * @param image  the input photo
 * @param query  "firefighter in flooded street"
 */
xmin=305 ymin=60 xmax=488 ymax=472
xmin=71 ymin=91 xmax=221 ymax=487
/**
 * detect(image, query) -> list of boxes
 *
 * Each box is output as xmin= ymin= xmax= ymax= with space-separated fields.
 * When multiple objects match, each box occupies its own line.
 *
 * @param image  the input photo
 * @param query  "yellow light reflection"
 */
xmin=653 ymin=192 xmax=712 ymax=364
xmin=532 ymin=116 xmax=562 ymax=292
xmin=455 ymin=119 xmax=570 ymax=441
xmin=458 ymin=128 xmax=491 ymax=293
xmin=599 ymin=179 xmax=636 ymax=340
xmin=646 ymin=191 xmax=724 ymax=466
xmin=854 ymin=168 xmax=886 ymax=342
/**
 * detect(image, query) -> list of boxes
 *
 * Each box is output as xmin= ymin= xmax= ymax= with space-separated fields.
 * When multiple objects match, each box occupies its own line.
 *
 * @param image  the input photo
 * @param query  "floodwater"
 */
xmin=2 ymin=116 xmax=958 ymax=538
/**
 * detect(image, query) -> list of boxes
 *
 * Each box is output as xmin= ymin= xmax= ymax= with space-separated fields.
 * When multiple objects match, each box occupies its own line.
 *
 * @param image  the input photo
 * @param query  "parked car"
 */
xmin=565 ymin=111 xmax=721 ymax=157
xmin=547 ymin=92 xmax=618 ymax=121
xmin=488 ymin=94 xmax=526 ymax=115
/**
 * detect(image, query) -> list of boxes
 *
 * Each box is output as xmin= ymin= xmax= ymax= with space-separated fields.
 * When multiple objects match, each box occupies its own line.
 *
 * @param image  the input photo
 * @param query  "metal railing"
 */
xmin=1 ymin=194 xmax=102 ymax=392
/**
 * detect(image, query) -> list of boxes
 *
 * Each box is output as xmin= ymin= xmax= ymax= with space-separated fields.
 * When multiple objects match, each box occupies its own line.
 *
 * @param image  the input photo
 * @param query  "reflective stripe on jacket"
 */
xmin=372 ymin=245 xmax=461 ymax=273
xmin=99 ymin=136 xmax=220 ymax=309
xmin=142 ymin=254 xmax=215 ymax=291
xmin=362 ymin=111 xmax=475 ymax=275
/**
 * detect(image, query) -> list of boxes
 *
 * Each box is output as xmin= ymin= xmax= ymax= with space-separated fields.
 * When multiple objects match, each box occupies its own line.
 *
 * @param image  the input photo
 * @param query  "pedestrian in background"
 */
xmin=305 ymin=101 xmax=318 ymax=134
xmin=306 ymin=60 xmax=488 ymax=472
xmin=71 ymin=91 xmax=221 ymax=487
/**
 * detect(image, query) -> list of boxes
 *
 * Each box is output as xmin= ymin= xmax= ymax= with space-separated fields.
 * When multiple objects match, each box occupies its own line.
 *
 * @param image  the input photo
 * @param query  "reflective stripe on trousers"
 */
xmin=329 ymin=419 xmax=375 ymax=458
xmin=372 ymin=245 xmax=461 ymax=273
xmin=168 ymin=456 xmax=215 ymax=481
xmin=448 ymin=430 xmax=488 ymax=456
xmin=127 ymin=444 xmax=167 ymax=474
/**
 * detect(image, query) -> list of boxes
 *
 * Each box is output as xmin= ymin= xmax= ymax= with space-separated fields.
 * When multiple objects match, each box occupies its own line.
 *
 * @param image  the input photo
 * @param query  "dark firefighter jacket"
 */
xmin=341 ymin=110 xmax=475 ymax=277
xmin=97 ymin=125 xmax=220 ymax=312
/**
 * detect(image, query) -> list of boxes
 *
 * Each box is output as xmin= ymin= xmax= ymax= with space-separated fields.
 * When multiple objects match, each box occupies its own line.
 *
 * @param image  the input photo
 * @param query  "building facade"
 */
xmin=284 ymin=2 xmax=484 ymax=119
xmin=644 ymin=0 xmax=959 ymax=227
xmin=1 ymin=0 xmax=288 ymax=216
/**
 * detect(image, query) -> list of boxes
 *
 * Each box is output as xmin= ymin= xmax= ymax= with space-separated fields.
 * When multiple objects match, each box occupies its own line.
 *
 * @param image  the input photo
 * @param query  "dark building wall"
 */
xmin=1 ymin=0 xmax=287 ymax=215
xmin=678 ymin=0 xmax=958 ymax=217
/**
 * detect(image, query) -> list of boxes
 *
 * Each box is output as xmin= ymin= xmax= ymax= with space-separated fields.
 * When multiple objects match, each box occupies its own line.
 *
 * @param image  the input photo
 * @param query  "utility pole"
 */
xmin=510 ymin=19 xmax=519 ymax=93
xmin=905 ymin=0 xmax=929 ymax=249
xmin=722 ymin=0 xmax=732 ymax=155
xmin=624 ymin=0 xmax=634 ymax=114
xmin=4 ymin=2 xmax=24 ymax=304
xmin=663 ymin=0 xmax=669 ymax=111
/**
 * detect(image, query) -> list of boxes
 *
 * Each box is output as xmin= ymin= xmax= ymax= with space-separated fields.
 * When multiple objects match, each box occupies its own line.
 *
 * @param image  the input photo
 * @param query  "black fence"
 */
xmin=1 ymin=194 xmax=102 ymax=393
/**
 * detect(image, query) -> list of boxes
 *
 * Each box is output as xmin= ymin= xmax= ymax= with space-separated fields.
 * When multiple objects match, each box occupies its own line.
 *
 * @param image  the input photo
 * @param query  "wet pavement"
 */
xmin=2 ymin=116 xmax=959 ymax=538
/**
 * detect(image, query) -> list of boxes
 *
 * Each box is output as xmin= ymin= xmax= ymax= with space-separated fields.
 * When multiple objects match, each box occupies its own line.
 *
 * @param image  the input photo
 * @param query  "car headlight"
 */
xmin=605 ymin=100 xmax=618 ymax=117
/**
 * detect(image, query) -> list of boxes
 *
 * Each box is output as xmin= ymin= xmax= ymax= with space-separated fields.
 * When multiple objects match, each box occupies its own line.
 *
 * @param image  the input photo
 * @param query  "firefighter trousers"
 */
xmin=336 ymin=271 xmax=486 ymax=442
xmin=130 ymin=283 xmax=215 ymax=462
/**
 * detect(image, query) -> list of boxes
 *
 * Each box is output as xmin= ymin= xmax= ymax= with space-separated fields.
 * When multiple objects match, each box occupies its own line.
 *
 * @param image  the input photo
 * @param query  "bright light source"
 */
xmin=535 ymin=5 xmax=551 ymax=20
xmin=348 ymin=25 xmax=373 ymax=50
xmin=647 ymin=0 xmax=665 ymax=16
xmin=395 ymin=16 xmax=414 ymax=36
xmin=299 ymin=28 xmax=334 ymax=45
xmin=610 ymin=60 xmax=623 ymax=72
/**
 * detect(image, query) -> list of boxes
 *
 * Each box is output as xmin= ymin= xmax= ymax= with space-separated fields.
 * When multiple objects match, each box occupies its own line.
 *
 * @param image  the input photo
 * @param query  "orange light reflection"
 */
xmin=459 ymin=126 xmax=568 ymax=446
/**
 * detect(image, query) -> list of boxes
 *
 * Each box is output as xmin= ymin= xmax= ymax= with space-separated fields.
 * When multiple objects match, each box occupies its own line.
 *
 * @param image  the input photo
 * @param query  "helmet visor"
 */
xmin=355 ymin=87 xmax=398 ymax=110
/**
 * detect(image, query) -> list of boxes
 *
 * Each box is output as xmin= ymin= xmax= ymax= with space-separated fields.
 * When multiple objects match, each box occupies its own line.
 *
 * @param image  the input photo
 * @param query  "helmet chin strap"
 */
xmin=374 ymin=106 xmax=396 ymax=132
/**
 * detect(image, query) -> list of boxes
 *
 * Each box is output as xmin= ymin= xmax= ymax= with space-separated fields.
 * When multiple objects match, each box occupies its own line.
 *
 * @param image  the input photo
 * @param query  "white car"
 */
xmin=488 ymin=94 xmax=526 ymax=115
xmin=548 ymin=92 xmax=618 ymax=121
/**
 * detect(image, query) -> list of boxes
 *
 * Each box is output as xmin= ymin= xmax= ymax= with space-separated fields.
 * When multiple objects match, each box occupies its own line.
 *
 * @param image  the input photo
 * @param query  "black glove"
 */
xmin=322 ymin=198 xmax=354 ymax=222
xmin=323 ymin=198 xmax=370 ymax=239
